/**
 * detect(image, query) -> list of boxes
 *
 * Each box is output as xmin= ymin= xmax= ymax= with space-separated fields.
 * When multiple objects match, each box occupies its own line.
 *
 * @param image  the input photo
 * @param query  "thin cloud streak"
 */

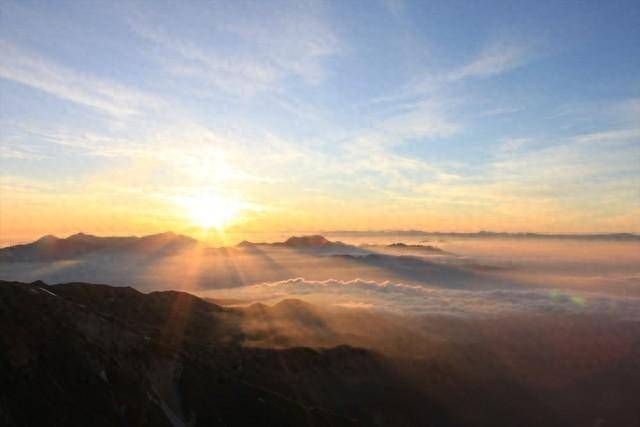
xmin=0 ymin=40 xmax=162 ymax=116
xmin=127 ymin=0 xmax=340 ymax=97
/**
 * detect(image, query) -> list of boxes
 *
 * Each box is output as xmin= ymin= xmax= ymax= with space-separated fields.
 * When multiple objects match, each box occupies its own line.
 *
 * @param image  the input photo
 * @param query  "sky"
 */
xmin=1 ymin=0 xmax=639 ymax=242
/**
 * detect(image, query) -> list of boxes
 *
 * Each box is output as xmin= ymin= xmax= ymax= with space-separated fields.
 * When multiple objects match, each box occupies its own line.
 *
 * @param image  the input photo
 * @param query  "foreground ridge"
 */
xmin=0 ymin=280 xmax=444 ymax=427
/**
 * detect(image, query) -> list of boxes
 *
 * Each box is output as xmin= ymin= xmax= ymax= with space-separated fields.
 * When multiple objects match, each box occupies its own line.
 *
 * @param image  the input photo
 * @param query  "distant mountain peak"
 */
xmin=66 ymin=232 xmax=96 ymax=241
xmin=0 ymin=231 xmax=201 ymax=263
xmin=146 ymin=231 xmax=177 ymax=239
xmin=141 ymin=231 xmax=197 ymax=244
xmin=35 ymin=234 xmax=59 ymax=243
xmin=284 ymin=235 xmax=332 ymax=247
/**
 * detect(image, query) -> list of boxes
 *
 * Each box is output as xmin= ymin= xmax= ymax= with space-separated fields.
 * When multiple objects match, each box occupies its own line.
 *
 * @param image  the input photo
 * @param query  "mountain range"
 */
xmin=0 ymin=232 xmax=200 ymax=262
xmin=0 ymin=232 xmax=362 ymax=262
xmin=0 ymin=232 xmax=454 ymax=263
xmin=0 ymin=279 xmax=445 ymax=426
xmin=3 ymin=279 xmax=639 ymax=426
xmin=326 ymin=230 xmax=640 ymax=240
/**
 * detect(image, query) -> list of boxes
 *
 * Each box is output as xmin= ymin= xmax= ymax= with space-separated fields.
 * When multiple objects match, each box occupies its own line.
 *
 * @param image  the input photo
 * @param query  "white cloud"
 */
xmin=223 ymin=0 xmax=340 ymax=84
xmin=493 ymin=128 xmax=640 ymax=182
xmin=216 ymin=277 xmax=640 ymax=319
xmin=448 ymin=40 xmax=531 ymax=81
xmin=334 ymin=38 xmax=533 ymax=188
xmin=132 ymin=25 xmax=278 ymax=97
xmin=496 ymin=137 xmax=531 ymax=155
xmin=571 ymin=128 xmax=640 ymax=145
xmin=129 ymin=0 xmax=340 ymax=96
xmin=376 ymin=101 xmax=461 ymax=141
xmin=0 ymin=40 xmax=163 ymax=116
xmin=0 ymin=144 xmax=44 ymax=160
xmin=405 ymin=39 xmax=534 ymax=96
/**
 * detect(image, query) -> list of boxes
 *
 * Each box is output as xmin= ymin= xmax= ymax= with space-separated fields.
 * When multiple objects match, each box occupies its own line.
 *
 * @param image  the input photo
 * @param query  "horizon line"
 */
xmin=1 ymin=229 xmax=639 ymax=249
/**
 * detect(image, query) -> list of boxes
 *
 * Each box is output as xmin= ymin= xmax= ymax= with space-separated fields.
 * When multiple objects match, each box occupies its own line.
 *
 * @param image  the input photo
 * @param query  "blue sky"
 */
xmin=1 ymin=0 xmax=639 ymax=237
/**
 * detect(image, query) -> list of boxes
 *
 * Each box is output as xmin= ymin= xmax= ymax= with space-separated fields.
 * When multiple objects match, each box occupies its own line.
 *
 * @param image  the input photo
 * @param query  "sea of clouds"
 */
xmin=219 ymin=277 xmax=640 ymax=319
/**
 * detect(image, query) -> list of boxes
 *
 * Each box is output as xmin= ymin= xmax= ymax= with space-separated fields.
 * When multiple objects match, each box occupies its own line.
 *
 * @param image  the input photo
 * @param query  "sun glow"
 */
xmin=179 ymin=193 xmax=241 ymax=230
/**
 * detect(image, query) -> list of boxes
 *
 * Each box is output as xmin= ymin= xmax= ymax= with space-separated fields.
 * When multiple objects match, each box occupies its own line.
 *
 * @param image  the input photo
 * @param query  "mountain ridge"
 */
xmin=326 ymin=230 xmax=640 ymax=240
xmin=0 ymin=232 xmax=200 ymax=262
xmin=0 ymin=279 xmax=445 ymax=426
xmin=0 ymin=232 xmax=361 ymax=262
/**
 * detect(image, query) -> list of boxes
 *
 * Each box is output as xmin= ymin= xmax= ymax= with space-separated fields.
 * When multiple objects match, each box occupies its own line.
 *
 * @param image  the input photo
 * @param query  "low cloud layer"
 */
xmin=218 ymin=277 xmax=640 ymax=319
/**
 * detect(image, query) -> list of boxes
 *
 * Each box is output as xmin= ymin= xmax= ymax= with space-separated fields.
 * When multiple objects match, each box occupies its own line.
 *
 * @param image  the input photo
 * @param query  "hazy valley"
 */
xmin=1 ymin=232 xmax=639 ymax=425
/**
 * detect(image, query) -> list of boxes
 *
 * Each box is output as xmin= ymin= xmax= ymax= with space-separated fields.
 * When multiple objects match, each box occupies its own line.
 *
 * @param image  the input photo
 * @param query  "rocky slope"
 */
xmin=0 ymin=280 xmax=445 ymax=427
xmin=3 ymin=279 xmax=639 ymax=426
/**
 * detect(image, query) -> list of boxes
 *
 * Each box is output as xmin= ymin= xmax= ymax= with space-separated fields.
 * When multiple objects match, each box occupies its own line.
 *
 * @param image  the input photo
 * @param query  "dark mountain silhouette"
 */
xmin=241 ymin=235 xmax=369 ymax=256
xmin=0 ymin=280 xmax=446 ymax=427
xmin=2 ymin=280 xmax=639 ymax=426
xmin=280 ymin=235 xmax=336 ymax=247
xmin=236 ymin=235 xmax=350 ymax=249
xmin=4 ymin=231 xmax=635 ymax=265
xmin=0 ymin=232 xmax=199 ymax=262
xmin=0 ymin=233 xmax=361 ymax=263
xmin=0 ymin=233 xmax=511 ymax=292
xmin=326 ymin=230 xmax=640 ymax=240
xmin=235 ymin=240 xmax=257 ymax=247
xmin=236 ymin=298 xmax=640 ymax=427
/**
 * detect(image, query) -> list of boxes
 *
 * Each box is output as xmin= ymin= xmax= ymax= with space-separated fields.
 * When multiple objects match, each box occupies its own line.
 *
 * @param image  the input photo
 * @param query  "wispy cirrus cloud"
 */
xmin=222 ymin=0 xmax=340 ymax=85
xmin=407 ymin=126 xmax=640 ymax=231
xmin=375 ymin=101 xmax=461 ymax=142
xmin=128 ymin=0 xmax=340 ymax=97
xmin=0 ymin=144 xmax=45 ymax=160
xmin=335 ymin=37 xmax=535 ymax=190
xmin=0 ymin=40 xmax=163 ymax=116
xmin=403 ymin=38 xmax=536 ymax=97
xmin=493 ymin=128 xmax=640 ymax=180
xmin=131 ymin=25 xmax=278 ymax=98
xmin=448 ymin=40 xmax=532 ymax=81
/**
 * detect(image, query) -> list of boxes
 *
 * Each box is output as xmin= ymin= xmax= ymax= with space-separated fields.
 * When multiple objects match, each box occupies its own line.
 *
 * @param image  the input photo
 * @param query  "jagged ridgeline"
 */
xmin=3 ymin=279 xmax=640 ymax=426
xmin=0 ymin=280 xmax=445 ymax=427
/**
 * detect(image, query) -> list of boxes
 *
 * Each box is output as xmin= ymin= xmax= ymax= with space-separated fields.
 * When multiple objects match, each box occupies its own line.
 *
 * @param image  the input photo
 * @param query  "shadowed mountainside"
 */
xmin=0 ymin=232 xmax=200 ymax=262
xmin=2 ymin=280 xmax=639 ymax=426
xmin=236 ymin=298 xmax=640 ymax=426
xmin=0 ymin=280 xmax=445 ymax=427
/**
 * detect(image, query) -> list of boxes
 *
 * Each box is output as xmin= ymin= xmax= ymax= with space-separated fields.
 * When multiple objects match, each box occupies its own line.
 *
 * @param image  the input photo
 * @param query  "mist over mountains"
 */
xmin=2 ymin=278 xmax=639 ymax=426
xmin=2 ymin=232 xmax=640 ymax=425
xmin=0 ymin=232 xmax=493 ymax=291
xmin=0 ymin=232 xmax=640 ymax=308
xmin=0 ymin=279 xmax=446 ymax=426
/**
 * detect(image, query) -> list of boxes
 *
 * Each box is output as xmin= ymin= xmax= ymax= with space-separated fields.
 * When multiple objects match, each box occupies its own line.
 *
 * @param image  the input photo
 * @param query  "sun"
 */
xmin=179 ymin=193 xmax=240 ymax=230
